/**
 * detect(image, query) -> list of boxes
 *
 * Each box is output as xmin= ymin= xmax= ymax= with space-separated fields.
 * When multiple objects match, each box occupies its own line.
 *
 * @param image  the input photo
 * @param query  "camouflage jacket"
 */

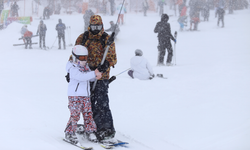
xmin=75 ymin=29 xmax=117 ymax=80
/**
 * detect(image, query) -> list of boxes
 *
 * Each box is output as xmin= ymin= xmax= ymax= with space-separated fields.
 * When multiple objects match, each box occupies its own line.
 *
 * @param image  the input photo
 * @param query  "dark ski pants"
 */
xmin=217 ymin=16 xmax=224 ymax=27
xmin=90 ymin=80 xmax=115 ymax=133
xmin=58 ymin=34 xmax=65 ymax=49
xmin=158 ymin=42 xmax=173 ymax=64
xmin=39 ymin=34 xmax=46 ymax=47
xmin=24 ymin=37 xmax=32 ymax=48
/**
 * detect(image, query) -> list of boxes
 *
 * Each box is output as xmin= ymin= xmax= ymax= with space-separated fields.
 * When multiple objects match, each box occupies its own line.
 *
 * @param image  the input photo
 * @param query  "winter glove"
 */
xmin=97 ymin=59 xmax=110 ymax=73
xmin=174 ymin=39 xmax=177 ymax=43
xmin=65 ymin=73 xmax=70 ymax=83
xmin=107 ymin=32 xmax=115 ymax=46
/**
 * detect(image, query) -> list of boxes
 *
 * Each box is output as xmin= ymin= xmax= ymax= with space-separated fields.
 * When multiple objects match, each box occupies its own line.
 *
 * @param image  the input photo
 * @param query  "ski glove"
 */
xmin=174 ymin=39 xmax=177 ymax=43
xmin=65 ymin=73 xmax=70 ymax=83
xmin=97 ymin=60 xmax=110 ymax=73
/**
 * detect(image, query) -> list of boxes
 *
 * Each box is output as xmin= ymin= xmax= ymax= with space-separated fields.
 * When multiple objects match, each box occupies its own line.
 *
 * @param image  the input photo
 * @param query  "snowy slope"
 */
xmin=0 ymin=1 xmax=250 ymax=150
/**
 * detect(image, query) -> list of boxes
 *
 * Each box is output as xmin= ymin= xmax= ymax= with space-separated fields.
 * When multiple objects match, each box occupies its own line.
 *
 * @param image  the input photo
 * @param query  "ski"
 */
xmin=63 ymin=139 xmax=93 ymax=150
xmin=13 ymin=43 xmax=38 ymax=46
xmin=18 ymin=35 xmax=39 ymax=40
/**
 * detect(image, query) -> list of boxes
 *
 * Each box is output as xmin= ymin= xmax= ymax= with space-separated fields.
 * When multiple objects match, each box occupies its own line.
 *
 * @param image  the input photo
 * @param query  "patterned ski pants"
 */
xmin=65 ymin=96 xmax=97 ymax=134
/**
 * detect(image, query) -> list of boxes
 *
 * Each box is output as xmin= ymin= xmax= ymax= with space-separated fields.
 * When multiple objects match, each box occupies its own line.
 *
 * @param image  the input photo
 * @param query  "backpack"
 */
xmin=81 ymin=31 xmax=108 ymax=49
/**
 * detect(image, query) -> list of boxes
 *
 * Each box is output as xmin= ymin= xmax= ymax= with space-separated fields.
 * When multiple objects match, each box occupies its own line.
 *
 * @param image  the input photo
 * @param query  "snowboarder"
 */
xmin=75 ymin=15 xmax=117 ymax=141
xmin=11 ymin=2 xmax=19 ymax=17
xmin=37 ymin=20 xmax=47 ymax=49
xmin=142 ymin=0 xmax=149 ymax=16
xmin=65 ymin=45 xmax=102 ymax=144
xmin=56 ymin=19 xmax=66 ymax=49
xmin=128 ymin=49 xmax=154 ymax=80
xmin=104 ymin=21 xmax=120 ymax=40
xmin=154 ymin=14 xmax=176 ymax=66
xmin=83 ymin=9 xmax=94 ymax=32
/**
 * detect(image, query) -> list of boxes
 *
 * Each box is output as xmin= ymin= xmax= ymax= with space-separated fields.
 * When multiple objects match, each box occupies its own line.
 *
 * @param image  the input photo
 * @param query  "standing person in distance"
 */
xmin=83 ymin=9 xmax=94 ymax=32
xmin=216 ymin=6 xmax=225 ymax=27
xmin=154 ymin=14 xmax=176 ymax=66
xmin=56 ymin=19 xmax=66 ymax=49
xmin=142 ymin=0 xmax=149 ymax=16
xmin=117 ymin=3 xmax=127 ymax=25
xmin=128 ymin=49 xmax=154 ymax=80
xmin=104 ymin=21 xmax=120 ymax=40
xmin=37 ymin=20 xmax=47 ymax=49
xmin=64 ymin=45 xmax=102 ymax=144
xmin=75 ymin=15 xmax=117 ymax=141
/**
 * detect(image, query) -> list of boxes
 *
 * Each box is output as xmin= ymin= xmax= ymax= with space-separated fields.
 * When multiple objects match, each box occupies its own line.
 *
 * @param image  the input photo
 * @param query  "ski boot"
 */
xmin=96 ymin=129 xmax=116 ymax=141
xmin=65 ymin=132 xmax=78 ymax=144
xmin=86 ymin=132 xmax=98 ymax=142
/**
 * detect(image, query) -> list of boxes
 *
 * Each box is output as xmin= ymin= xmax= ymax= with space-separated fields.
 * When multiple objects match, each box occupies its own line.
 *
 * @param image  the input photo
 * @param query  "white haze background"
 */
xmin=0 ymin=1 xmax=250 ymax=150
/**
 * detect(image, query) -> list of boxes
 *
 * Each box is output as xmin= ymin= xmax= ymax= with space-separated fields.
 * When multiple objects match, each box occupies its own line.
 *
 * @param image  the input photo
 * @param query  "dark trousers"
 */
xmin=158 ymin=41 xmax=173 ymax=64
xmin=39 ymin=34 xmax=46 ymax=47
xmin=24 ymin=37 xmax=32 ymax=48
xmin=58 ymin=34 xmax=65 ymax=49
xmin=217 ymin=16 xmax=224 ymax=27
xmin=90 ymin=80 xmax=115 ymax=132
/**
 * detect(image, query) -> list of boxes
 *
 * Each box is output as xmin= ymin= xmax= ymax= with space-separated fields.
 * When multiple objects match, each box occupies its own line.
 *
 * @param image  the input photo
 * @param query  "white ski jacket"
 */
xmin=130 ymin=56 xmax=154 ymax=80
xmin=66 ymin=61 xmax=96 ymax=97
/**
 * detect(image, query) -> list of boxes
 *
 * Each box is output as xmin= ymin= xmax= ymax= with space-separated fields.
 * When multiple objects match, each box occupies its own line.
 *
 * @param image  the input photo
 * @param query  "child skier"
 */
xmin=64 ymin=45 xmax=102 ymax=144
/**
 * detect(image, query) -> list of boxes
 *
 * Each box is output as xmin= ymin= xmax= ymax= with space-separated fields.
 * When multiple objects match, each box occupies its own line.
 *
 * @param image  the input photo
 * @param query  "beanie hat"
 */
xmin=135 ymin=49 xmax=143 ymax=56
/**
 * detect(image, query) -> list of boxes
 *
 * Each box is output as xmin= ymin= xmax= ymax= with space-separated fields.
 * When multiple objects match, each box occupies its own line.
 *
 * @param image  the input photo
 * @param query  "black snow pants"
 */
xmin=58 ymin=33 xmax=65 ymax=49
xmin=158 ymin=39 xmax=173 ymax=64
xmin=90 ymin=80 xmax=115 ymax=133
xmin=39 ymin=34 xmax=46 ymax=48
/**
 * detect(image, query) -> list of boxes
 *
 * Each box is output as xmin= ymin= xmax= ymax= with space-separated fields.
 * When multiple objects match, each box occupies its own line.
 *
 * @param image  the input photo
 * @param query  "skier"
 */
xmin=83 ymin=9 xmax=94 ymax=32
xmin=65 ymin=45 xmax=102 ymax=144
xmin=177 ymin=1 xmax=187 ymax=31
xmin=56 ymin=19 xmax=66 ymax=49
xmin=216 ymin=6 xmax=225 ymax=27
xmin=190 ymin=11 xmax=200 ymax=30
xmin=11 ymin=2 xmax=19 ymax=17
xmin=75 ymin=15 xmax=117 ymax=141
xmin=142 ymin=0 xmax=149 ymax=16
xmin=43 ymin=6 xmax=50 ymax=20
xmin=104 ymin=21 xmax=120 ymax=40
xmin=117 ymin=3 xmax=127 ymax=25
xmin=128 ymin=49 xmax=154 ymax=80
xmin=37 ymin=20 xmax=47 ymax=49
xmin=23 ymin=28 xmax=33 ymax=49
xmin=154 ymin=14 xmax=176 ymax=66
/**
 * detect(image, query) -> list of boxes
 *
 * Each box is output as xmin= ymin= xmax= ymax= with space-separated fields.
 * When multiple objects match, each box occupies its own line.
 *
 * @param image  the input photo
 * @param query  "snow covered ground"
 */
xmin=0 ymin=1 xmax=250 ymax=150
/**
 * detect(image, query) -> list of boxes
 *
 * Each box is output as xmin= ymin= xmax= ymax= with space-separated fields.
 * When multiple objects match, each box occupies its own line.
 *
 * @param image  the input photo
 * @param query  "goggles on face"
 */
xmin=72 ymin=52 xmax=88 ymax=61
xmin=90 ymin=24 xmax=103 ymax=31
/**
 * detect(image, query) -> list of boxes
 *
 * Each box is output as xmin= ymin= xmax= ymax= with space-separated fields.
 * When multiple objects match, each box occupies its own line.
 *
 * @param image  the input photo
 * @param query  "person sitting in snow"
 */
xmin=64 ymin=45 xmax=102 ymax=144
xmin=128 ymin=49 xmax=154 ymax=80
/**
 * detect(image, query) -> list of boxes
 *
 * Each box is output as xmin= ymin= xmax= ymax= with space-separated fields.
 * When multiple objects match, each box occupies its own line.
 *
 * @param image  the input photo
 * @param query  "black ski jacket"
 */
xmin=154 ymin=21 xmax=175 ymax=46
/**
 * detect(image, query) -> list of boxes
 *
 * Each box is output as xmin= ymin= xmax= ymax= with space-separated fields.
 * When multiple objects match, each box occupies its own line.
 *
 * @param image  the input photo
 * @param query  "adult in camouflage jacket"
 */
xmin=75 ymin=15 xmax=117 ymax=141
xmin=154 ymin=14 xmax=176 ymax=66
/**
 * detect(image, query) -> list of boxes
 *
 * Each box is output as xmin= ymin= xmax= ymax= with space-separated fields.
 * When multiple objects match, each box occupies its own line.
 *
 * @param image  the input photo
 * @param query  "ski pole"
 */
xmin=108 ymin=68 xmax=131 ymax=84
xmin=174 ymin=31 xmax=177 ymax=65
xmin=50 ymin=36 xmax=58 ymax=49
xmin=92 ymin=0 xmax=126 ymax=92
